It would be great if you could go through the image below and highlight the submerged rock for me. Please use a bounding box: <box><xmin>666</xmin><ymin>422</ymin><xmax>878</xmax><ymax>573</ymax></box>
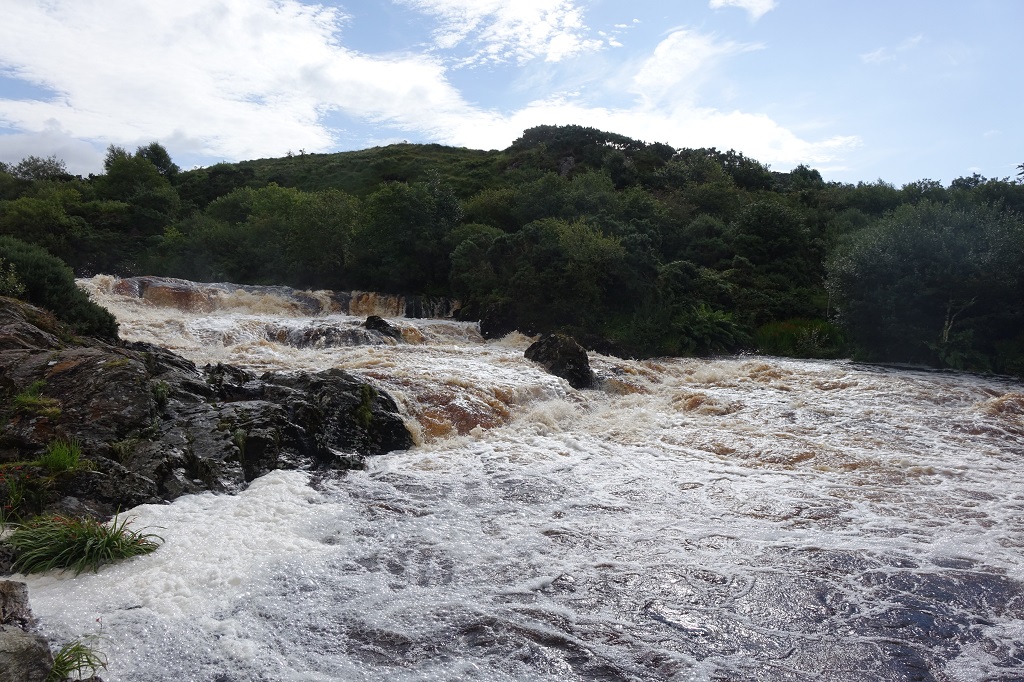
<box><xmin>0</xmin><ymin>297</ymin><xmax>415</xmax><ymax>519</ymax></box>
<box><xmin>525</xmin><ymin>333</ymin><xmax>596</xmax><ymax>390</ymax></box>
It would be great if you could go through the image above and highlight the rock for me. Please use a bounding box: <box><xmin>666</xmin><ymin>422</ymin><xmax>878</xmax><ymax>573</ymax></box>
<box><xmin>0</xmin><ymin>627</ymin><xmax>53</xmax><ymax>682</ymax></box>
<box><xmin>477</xmin><ymin>306</ymin><xmax>521</xmax><ymax>340</ymax></box>
<box><xmin>0</xmin><ymin>297</ymin><xmax>415</xmax><ymax>516</ymax></box>
<box><xmin>0</xmin><ymin>580</ymin><xmax>53</xmax><ymax>682</ymax></box>
<box><xmin>364</xmin><ymin>315</ymin><xmax>402</xmax><ymax>341</ymax></box>
<box><xmin>0</xmin><ymin>581</ymin><xmax>34</xmax><ymax>629</ymax></box>
<box><xmin>525</xmin><ymin>333</ymin><xmax>596</xmax><ymax>390</ymax></box>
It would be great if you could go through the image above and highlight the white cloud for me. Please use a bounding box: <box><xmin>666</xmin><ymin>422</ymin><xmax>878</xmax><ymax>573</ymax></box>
<box><xmin>0</xmin><ymin>3</ymin><xmax>857</xmax><ymax>174</ymax></box>
<box><xmin>631</xmin><ymin>29</ymin><xmax>761</xmax><ymax>106</ymax></box>
<box><xmin>426</xmin><ymin>30</ymin><xmax>859</xmax><ymax>168</ymax></box>
<box><xmin>394</xmin><ymin>0</ymin><xmax>603</xmax><ymax>63</ymax></box>
<box><xmin>861</xmin><ymin>34</ymin><xmax>923</xmax><ymax>65</ymax></box>
<box><xmin>708</xmin><ymin>0</ymin><xmax>777</xmax><ymax>21</ymax></box>
<box><xmin>439</xmin><ymin>98</ymin><xmax>859</xmax><ymax>168</ymax></box>
<box><xmin>0</xmin><ymin>123</ymin><xmax>103</xmax><ymax>175</ymax></box>
<box><xmin>0</xmin><ymin>0</ymin><xmax>479</xmax><ymax>165</ymax></box>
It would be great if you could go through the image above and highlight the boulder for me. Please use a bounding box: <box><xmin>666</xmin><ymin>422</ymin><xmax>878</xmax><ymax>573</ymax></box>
<box><xmin>364</xmin><ymin>315</ymin><xmax>402</xmax><ymax>341</ymax></box>
<box><xmin>0</xmin><ymin>581</ymin><xmax>34</xmax><ymax>630</ymax></box>
<box><xmin>525</xmin><ymin>333</ymin><xmax>596</xmax><ymax>390</ymax></box>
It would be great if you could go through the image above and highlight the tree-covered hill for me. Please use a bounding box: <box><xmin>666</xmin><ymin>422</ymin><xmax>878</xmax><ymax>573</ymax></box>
<box><xmin>2</xmin><ymin>125</ymin><xmax>1023</xmax><ymax>375</ymax></box>
<box><xmin>176</xmin><ymin>143</ymin><xmax>506</xmax><ymax>206</ymax></box>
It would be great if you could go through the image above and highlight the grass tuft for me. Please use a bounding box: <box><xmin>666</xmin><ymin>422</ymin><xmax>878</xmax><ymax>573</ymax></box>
<box><xmin>12</xmin><ymin>380</ymin><xmax>61</xmax><ymax>417</ymax></box>
<box><xmin>9</xmin><ymin>513</ymin><xmax>162</xmax><ymax>575</ymax></box>
<box><xmin>47</xmin><ymin>638</ymin><xmax>107</xmax><ymax>682</ymax></box>
<box><xmin>36</xmin><ymin>438</ymin><xmax>82</xmax><ymax>473</ymax></box>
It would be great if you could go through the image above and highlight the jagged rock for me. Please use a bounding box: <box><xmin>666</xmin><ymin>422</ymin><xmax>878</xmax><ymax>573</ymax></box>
<box><xmin>0</xmin><ymin>580</ymin><xmax>52</xmax><ymax>682</ymax></box>
<box><xmin>364</xmin><ymin>315</ymin><xmax>402</xmax><ymax>341</ymax></box>
<box><xmin>0</xmin><ymin>297</ymin><xmax>415</xmax><ymax>518</ymax></box>
<box><xmin>525</xmin><ymin>333</ymin><xmax>596</xmax><ymax>390</ymax></box>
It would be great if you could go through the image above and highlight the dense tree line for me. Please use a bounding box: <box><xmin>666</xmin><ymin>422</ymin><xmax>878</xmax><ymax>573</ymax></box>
<box><xmin>1</xmin><ymin>127</ymin><xmax>1022</xmax><ymax>374</ymax></box>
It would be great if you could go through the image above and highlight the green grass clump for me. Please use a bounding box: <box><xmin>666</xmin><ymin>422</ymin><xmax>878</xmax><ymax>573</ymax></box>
<box><xmin>36</xmin><ymin>438</ymin><xmax>82</xmax><ymax>473</ymax></box>
<box><xmin>152</xmin><ymin>380</ymin><xmax>170</xmax><ymax>409</ymax></box>
<box><xmin>47</xmin><ymin>638</ymin><xmax>107</xmax><ymax>682</ymax></box>
<box><xmin>12</xmin><ymin>380</ymin><xmax>61</xmax><ymax>417</ymax></box>
<box><xmin>9</xmin><ymin>513</ymin><xmax>162</xmax><ymax>575</ymax></box>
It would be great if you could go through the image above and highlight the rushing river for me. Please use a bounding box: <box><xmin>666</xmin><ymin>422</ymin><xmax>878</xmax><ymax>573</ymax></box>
<box><xmin>19</xmin><ymin>276</ymin><xmax>1024</xmax><ymax>681</ymax></box>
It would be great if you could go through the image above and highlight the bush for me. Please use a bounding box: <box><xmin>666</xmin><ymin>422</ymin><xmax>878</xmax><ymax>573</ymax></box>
<box><xmin>9</xmin><ymin>513</ymin><xmax>162</xmax><ymax>575</ymax></box>
<box><xmin>755</xmin><ymin>318</ymin><xmax>847</xmax><ymax>358</ymax></box>
<box><xmin>0</xmin><ymin>236</ymin><xmax>118</xmax><ymax>339</ymax></box>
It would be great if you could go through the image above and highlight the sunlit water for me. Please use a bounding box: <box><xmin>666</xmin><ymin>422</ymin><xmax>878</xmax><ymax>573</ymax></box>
<box><xmin>18</xmin><ymin>276</ymin><xmax>1024</xmax><ymax>681</ymax></box>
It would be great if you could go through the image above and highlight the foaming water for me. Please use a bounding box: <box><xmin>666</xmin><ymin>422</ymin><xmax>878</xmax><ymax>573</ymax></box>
<box><xmin>18</xmin><ymin>279</ymin><xmax>1024</xmax><ymax>680</ymax></box>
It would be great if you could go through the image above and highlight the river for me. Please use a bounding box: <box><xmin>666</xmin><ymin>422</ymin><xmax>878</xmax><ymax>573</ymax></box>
<box><xmin>19</xmin><ymin>276</ymin><xmax>1024</xmax><ymax>681</ymax></box>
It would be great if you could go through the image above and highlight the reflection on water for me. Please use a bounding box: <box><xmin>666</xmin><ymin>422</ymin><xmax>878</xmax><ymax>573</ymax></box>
<box><xmin>19</xmin><ymin>277</ymin><xmax>1024</xmax><ymax>681</ymax></box>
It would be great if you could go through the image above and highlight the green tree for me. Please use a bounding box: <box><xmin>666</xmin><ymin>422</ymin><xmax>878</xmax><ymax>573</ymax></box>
<box><xmin>347</xmin><ymin>176</ymin><xmax>462</xmax><ymax>293</ymax></box>
<box><xmin>826</xmin><ymin>202</ymin><xmax>1024</xmax><ymax>372</ymax></box>
<box><xmin>136</xmin><ymin>142</ymin><xmax>180</xmax><ymax>181</ymax></box>
<box><xmin>453</xmin><ymin>217</ymin><xmax>626</xmax><ymax>334</ymax></box>
<box><xmin>10</xmin><ymin>155</ymin><xmax>70</xmax><ymax>181</ymax></box>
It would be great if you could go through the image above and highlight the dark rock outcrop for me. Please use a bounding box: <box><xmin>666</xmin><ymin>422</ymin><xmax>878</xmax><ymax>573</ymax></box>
<box><xmin>0</xmin><ymin>581</ymin><xmax>53</xmax><ymax>682</ymax></box>
<box><xmin>0</xmin><ymin>297</ymin><xmax>414</xmax><ymax>519</ymax></box>
<box><xmin>363</xmin><ymin>315</ymin><xmax>403</xmax><ymax>341</ymax></box>
<box><xmin>525</xmin><ymin>333</ymin><xmax>596</xmax><ymax>390</ymax></box>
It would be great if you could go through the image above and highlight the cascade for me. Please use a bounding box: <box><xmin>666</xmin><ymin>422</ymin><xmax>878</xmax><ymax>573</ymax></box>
<box><xmin>16</xmin><ymin>276</ymin><xmax>1024</xmax><ymax>681</ymax></box>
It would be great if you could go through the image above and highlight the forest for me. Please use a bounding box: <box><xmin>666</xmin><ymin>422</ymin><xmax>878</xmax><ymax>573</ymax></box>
<box><xmin>1</xmin><ymin>125</ymin><xmax>1023</xmax><ymax>376</ymax></box>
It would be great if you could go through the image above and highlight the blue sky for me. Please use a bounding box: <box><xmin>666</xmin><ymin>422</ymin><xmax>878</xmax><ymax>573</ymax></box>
<box><xmin>0</xmin><ymin>0</ymin><xmax>1020</xmax><ymax>185</ymax></box>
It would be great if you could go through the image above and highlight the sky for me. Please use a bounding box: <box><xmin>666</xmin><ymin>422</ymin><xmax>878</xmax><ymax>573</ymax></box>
<box><xmin>0</xmin><ymin>0</ymin><xmax>1020</xmax><ymax>186</ymax></box>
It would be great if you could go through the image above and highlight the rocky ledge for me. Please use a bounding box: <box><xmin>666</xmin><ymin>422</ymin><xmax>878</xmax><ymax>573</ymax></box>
<box><xmin>0</xmin><ymin>296</ymin><xmax>414</xmax><ymax>523</ymax></box>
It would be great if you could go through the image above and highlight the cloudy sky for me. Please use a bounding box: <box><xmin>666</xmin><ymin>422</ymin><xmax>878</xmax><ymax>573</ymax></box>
<box><xmin>0</xmin><ymin>0</ymin><xmax>1019</xmax><ymax>185</ymax></box>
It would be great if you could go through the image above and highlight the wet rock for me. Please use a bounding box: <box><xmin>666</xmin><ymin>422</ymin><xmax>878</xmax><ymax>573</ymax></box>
<box><xmin>364</xmin><ymin>315</ymin><xmax>402</xmax><ymax>341</ymax></box>
<box><xmin>0</xmin><ymin>581</ymin><xmax>34</xmax><ymax>629</ymax></box>
<box><xmin>404</xmin><ymin>295</ymin><xmax>459</xmax><ymax>319</ymax></box>
<box><xmin>477</xmin><ymin>306</ymin><xmax>520</xmax><ymax>340</ymax></box>
<box><xmin>0</xmin><ymin>580</ymin><xmax>52</xmax><ymax>682</ymax></box>
<box><xmin>0</xmin><ymin>297</ymin><xmax>415</xmax><ymax>516</ymax></box>
<box><xmin>525</xmin><ymin>333</ymin><xmax>596</xmax><ymax>390</ymax></box>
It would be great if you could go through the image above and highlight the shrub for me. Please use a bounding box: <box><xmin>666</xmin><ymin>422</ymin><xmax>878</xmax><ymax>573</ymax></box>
<box><xmin>9</xmin><ymin>513</ymin><xmax>162</xmax><ymax>575</ymax></box>
<box><xmin>755</xmin><ymin>318</ymin><xmax>847</xmax><ymax>358</ymax></box>
<box><xmin>0</xmin><ymin>236</ymin><xmax>118</xmax><ymax>339</ymax></box>
<box><xmin>0</xmin><ymin>256</ymin><xmax>25</xmax><ymax>297</ymax></box>
<box><xmin>36</xmin><ymin>438</ymin><xmax>82</xmax><ymax>474</ymax></box>
<box><xmin>47</xmin><ymin>638</ymin><xmax>107</xmax><ymax>682</ymax></box>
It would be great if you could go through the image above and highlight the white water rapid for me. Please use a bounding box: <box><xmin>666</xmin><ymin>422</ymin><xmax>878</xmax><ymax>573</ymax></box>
<box><xmin>19</xmin><ymin>276</ymin><xmax>1024</xmax><ymax>681</ymax></box>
